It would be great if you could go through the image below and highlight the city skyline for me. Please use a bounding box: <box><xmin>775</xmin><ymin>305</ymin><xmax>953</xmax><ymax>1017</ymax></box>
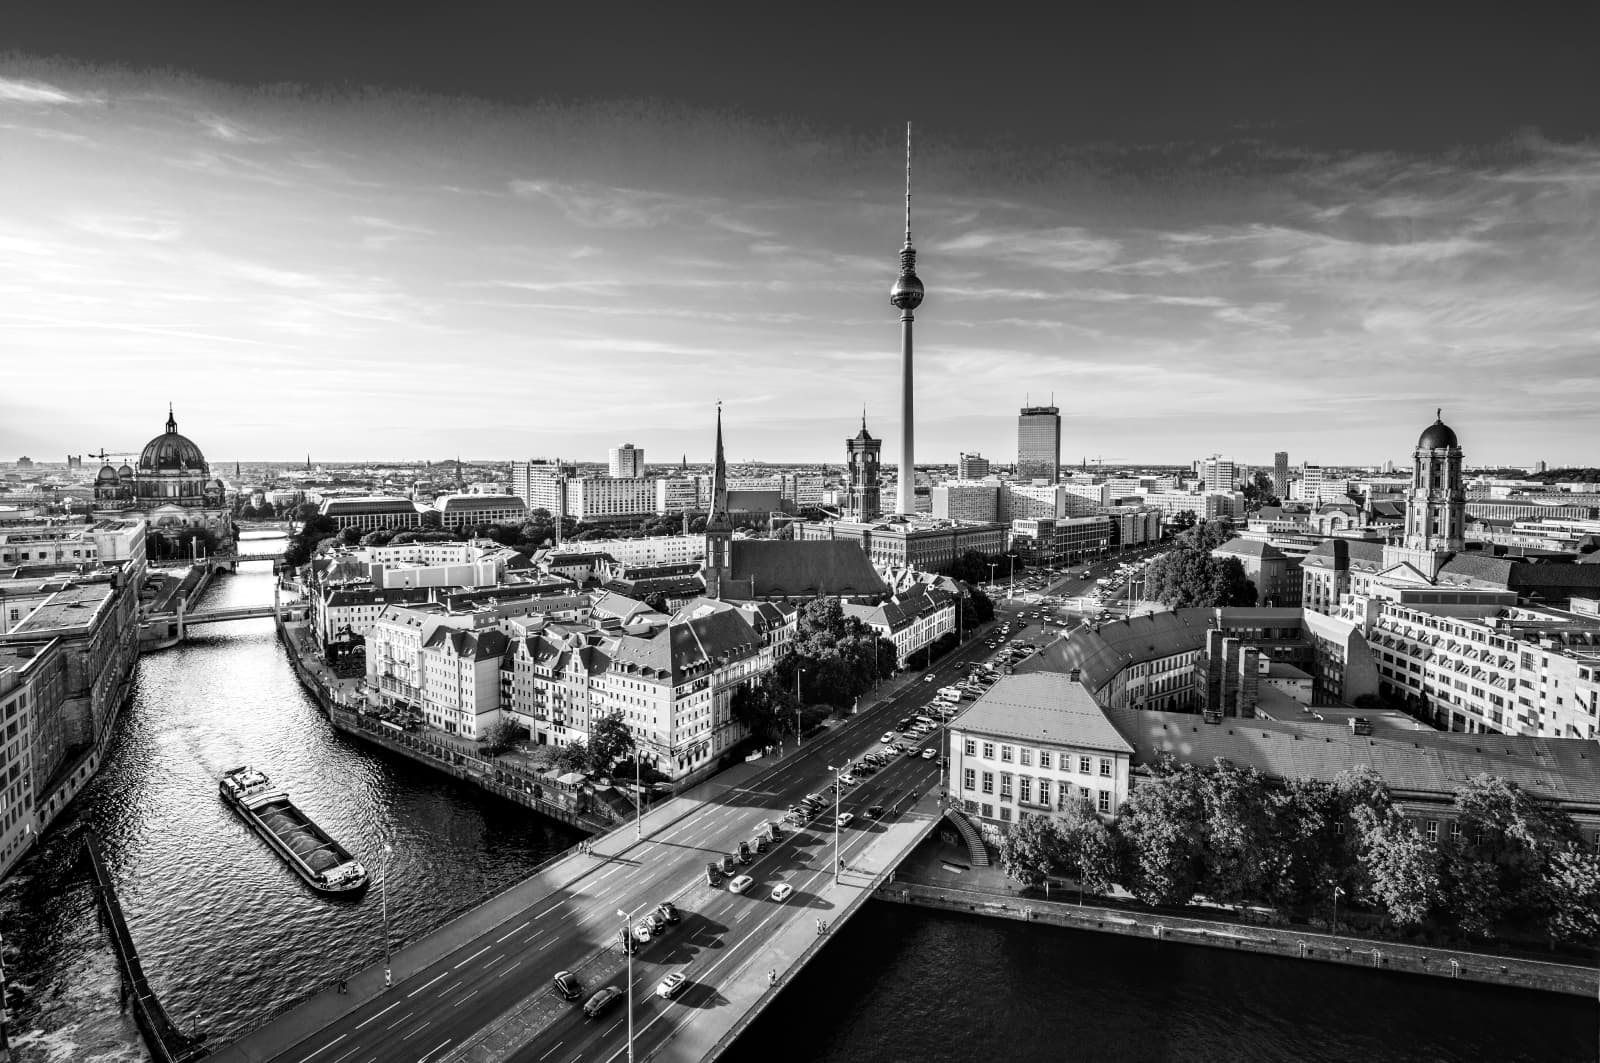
<box><xmin>4</xmin><ymin>8</ymin><xmax>1600</xmax><ymax>466</ymax></box>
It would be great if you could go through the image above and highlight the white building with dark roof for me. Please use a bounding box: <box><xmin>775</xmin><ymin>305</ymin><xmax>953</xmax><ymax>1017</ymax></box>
<box><xmin>318</xmin><ymin>496</ymin><xmax>422</xmax><ymax>532</ymax></box>
<box><xmin>948</xmin><ymin>672</ymin><xmax>1134</xmax><ymax>835</ymax></box>
<box><xmin>433</xmin><ymin>493</ymin><xmax>527</xmax><ymax>530</ymax></box>
<box><xmin>843</xmin><ymin>583</ymin><xmax>955</xmax><ymax>668</ymax></box>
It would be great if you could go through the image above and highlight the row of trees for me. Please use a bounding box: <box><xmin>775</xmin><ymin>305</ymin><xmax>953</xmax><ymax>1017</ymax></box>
<box><xmin>1139</xmin><ymin>519</ymin><xmax>1257</xmax><ymax>609</ymax></box>
<box><xmin>997</xmin><ymin>759</ymin><xmax>1600</xmax><ymax>945</ymax></box>
<box><xmin>731</xmin><ymin>597</ymin><xmax>898</xmax><ymax>745</ymax></box>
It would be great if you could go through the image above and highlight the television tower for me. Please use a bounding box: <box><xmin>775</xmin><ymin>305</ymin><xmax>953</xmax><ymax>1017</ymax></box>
<box><xmin>890</xmin><ymin>122</ymin><xmax>924</xmax><ymax>516</ymax></box>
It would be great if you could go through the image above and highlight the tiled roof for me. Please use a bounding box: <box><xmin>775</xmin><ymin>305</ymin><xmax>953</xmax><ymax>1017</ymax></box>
<box><xmin>608</xmin><ymin>599</ymin><xmax>763</xmax><ymax>683</ymax></box>
<box><xmin>950</xmin><ymin>673</ymin><xmax>1133</xmax><ymax>754</ymax></box>
<box><xmin>728</xmin><ymin>540</ymin><xmax>887</xmax><ymax>598</ymax></box>
<box><xmin>1019</xmin><ymin>608</ymin><xmax>1216</xmax><ymax>693</ymax></box>
<box><xmin>1108</xmin><ymin>709</ymin><xmax>1600</xmax><ymax>811</ymax></box>
<box><xmin>1301</xmin><ymin>539</ymin><xmax>1387</xmax><ymax>570</ymax></box>
<box><xmin>423</xmin><ymin>627</ymin><xmax>509</xmax><ymax>661</ymax></box>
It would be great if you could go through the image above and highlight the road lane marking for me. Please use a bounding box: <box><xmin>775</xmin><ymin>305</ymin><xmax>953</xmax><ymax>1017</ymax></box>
<box><xmin>353</xmin><ymin>1001</ymin><xmax>401</xmax><ymax>1030</ymax></box>
<box><xmin>407</xmin><ymin>971</ymin><xmax>447</xmax><ymax>998</ymax></box>
<box><xmin>537</xmin><ymin>902</ymin><xmax>563</xmax><ymax>918</ymax></box>
<box><xmin>442</xmin><ymin>979</ymin><xmax>463</xmax><ymax>996</ymax></box>
<box><xmin>385</xmin><ymin>1012</ymin><xmax>412</xmax><ymax>1031</ymax></box>
<box><xmin>328</xmin><ymin>1046</ymin><xmax>362</xmax><ymax>1063</ymax></box>
<box><xmin>523</xmin><ymin>930</ymin><xmax>545</xmax><ymax>944</ymax></box>
<box><xmin>496</xmin><ymin>919</ymin><xmax>531</xmax><ymax>943</ymax></box>
<box><xmin>599</xmin><ymin>866</ymin><xmax>620</xmax><ymax>879</ymax></box>
<box><xmin>500</xmin><ymin>958</ymin><xmax>523</xmax><ymax>978</ymax></box>
<box><xmin>538</xmin><ymin>1042</ymin><xmax>565</xmax><ymax>1061</ymax></box>
<box><xmin>454</xmin><ymin>944</ymin><xmax>491</xmax><ymax>969</ymax></box>
<box><xmin>605</xmin><ymin>1018</ymin><xmax>623</xmax><ymax>1036</ymax></box>
<box><xmin>452</xmin><ymin>988</ymin><xmax>480</xmax><ymax>1008</ymax></box>
<box><xmin>538</xmin><ymin>938</ymin><xmax>556</xmax><ymax>950</ymax></box>
<box><xmin>294</xmin><ymin>1033</ymin><xmax>345</xmax><ymax>1063</ymax></box>
<box><xmin>485</xmin><ymin>952</ymin><xmax>505</xmax><ymax>968</ymax></box>
<box><xmin>401</xmin><ymin>1020</ymin><xmax>431</xmax><ymax>1041</ymax></box>
<box><xmin>417</xmin><ymin>1040</ymin><xmax>452</xmax><ymax>1063</ymax></box>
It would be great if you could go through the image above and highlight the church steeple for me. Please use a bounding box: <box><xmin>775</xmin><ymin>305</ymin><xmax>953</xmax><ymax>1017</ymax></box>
<box><xmin>165</xmin><ymin>403</ymin><xmax>177</xmax><ymax>435</ymax></box>
<box><xmin>704</xmin><ymin>403</ymin><xmax>733</xmax><ymax>599</ymax></box>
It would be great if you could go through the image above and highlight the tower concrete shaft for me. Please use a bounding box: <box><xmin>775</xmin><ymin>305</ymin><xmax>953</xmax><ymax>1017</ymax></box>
<box><xmin>889</xmin><ymin>122</ymin><xmax>924</xmax><ymax>516</ymax></box>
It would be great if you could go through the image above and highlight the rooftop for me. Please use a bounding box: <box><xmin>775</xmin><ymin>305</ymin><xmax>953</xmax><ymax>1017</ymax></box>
<box><xmin>951</xmin><ymin>672</ymin><xmax>1133</xmax><ymax>754</ymax></box>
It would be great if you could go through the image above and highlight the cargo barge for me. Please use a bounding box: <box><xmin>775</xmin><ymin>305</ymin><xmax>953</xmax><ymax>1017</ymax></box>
<box><xmin>219</xmin><ymin>766</ymin><xmax>369</xmax><ymax>895</ymax></box>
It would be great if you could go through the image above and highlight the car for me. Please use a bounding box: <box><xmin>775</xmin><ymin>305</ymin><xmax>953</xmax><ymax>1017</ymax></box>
<box><xmin>584</xmin><ymin>986</ymin><xmax>623</xmax><ymax>1019</ymax></box>
<box><xmin>880</xmin><ymin>732</ymin><xmax>898</xmax><ymax>744</ymax></box>
<box><xmin>922</xmin><ymin>747</ymin><xmax>937</xmax><ymax>759</ymax></box>
<box><xmin>728</xmin><ymin>875</ymin><xmax>753</xmax><ymax>893</ymax></box>
<box><xmin>657</xmin><ymin>972</ymin><xmax>687</xmax><ymax>999</ymax></box>
<box><xmin>867</xmin><ymin>804</ymin><xmax>886</xmax><ymax>819</ymax></box>
<box><xmin>840</xmin><ymin>773</ymin><xmax>857</xmax><ymax>786</ymax></box>
<box><xmin>553</xmin><ymin>970</ymin><xmax>582</xmax><ymax>1001</ymax></box>
<box><xmin>924</xmin><ymin>675</ymin><xmax>937</xmax><ymax>683</ymax></box>
<box><xmin>837</xmin><ymin>812</ymin><xmax>855</xmax><ymax>828</ymax></box>
<box><xmin>657</xmin><ymin>901</ymin><xmax>680</xmax><ymax>924</ymax></box>
<box><xmin>770</xmin><ymin>882</ymin><xmax>794</xmax><ymax>902</ymax></box>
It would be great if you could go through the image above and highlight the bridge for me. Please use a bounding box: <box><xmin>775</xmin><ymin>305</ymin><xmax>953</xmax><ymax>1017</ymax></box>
<box><xmin>183</xmin><ymin>602</ymin><xmax>282</xmax><ymax>626</ymax></box>
<box><xmin>207</xmin><ymin>634</ymin><xmax>997</xmax><ymax>1063</ymax></box>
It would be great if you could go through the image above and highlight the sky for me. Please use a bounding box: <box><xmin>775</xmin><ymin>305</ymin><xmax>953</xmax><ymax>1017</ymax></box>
<box><xmin>3</xmin><ymin>5</ymin><xmax>1599</xmax><ymax>469</ymax></box>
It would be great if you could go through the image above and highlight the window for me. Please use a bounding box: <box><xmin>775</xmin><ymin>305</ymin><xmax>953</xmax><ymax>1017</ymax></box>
<box><xmin>1099</xmin><ymin>757</ymin><xmax>1112</xmax><ymax>777</ymax></box>
<box><xmin>1020</xmin><ymin>748</ymin><xmax>1033</xmax><ymax>767</ymax></box>
<box><xmin>981</xmin><ymin>771</ymin><xmax>994</xmax><ymax>795</ymax></box>
<box><xmin>964</xmin><ymin>738</ymin><xmax>976</xmax><ymax>756</ymax></box>
<box><xmin>1449</xmin><ymin>821</ymin><xmax>1463</xmax><ymax>844</ymax></box>
<box><xmin>1037</xmin><ymin>779</ymin><xmax>1051</xmax><ymax>806</ymax></box>
<box><xmin>999</xmin><ymin>806</ymin><xmax>1012</xmax><ymax>822</ymax></box>
<box><xmin>1425</xmin><ymin>820</ymin><xmax>1439</xmax><ymax>843</ymax></box>
<box><xmin>963</xmin><ymin>768</ymin><xmax>975</xmax><ymax>791</ymax></box>
<box><xmin>1019</xmin><ymin>776</ymin><xmax>1032</xmax><ymax>804</ymax></box>
<box><xmin>981</xmin><ymin>803</ymin><xmax>994</xmax><ymax>819</ymax></box>
<box><xmin>1000</xmin><ymin>745</ymin><xmax>1014</xmax><ymax>763</ymax></box>
<box><xmin>1038</xmin><ymin>750</ymin><xmax>1052</xmax><ymax>770</ymax></box>
<box><xmin>1079</xmin><ymin>755</ymin><xmax>1091</xmax><ymax>774</ymax></box>
<box><xmin>982</xmin><ymin>742</ymin><xmax>995</xmax><ymax>759</ymax></box>
<box><xmin>1097</xmin><ymin>790</ymin><xmax>1111</xmax><ymax>814</ymax></box>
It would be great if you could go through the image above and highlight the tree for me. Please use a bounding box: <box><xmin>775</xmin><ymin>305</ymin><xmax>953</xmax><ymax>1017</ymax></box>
<box><xmin>999</xmin><ymin>813</ymin><xmax>1067</xmax><ymax>894</ymax></box>
<box><xmin>361</xmin><ymin>528</ymin><xmax>396</xmax><ymax>547</ymax></box>
<box><xmin>1242</xmin><ymin>471</ymin><xmax>1280</xmax><ymax>508</ymax></box>
<box><xmin>552</xmin><ymin>739</ymin><xmax>593</xmax><ymax>775</ymax></box>
<box><xmin>479</xmin><ymin>718</ymin><xmax>524</xmax><ymax>757</ymax></box>
<box><xmin>1543</xmin><ymin>847</ymin><xmax>1600</xmax><ymax>945</ymax></box>
<box><xmin>1196</xmin><ymin>759</ymin><xmax>1275</xmax><ymax>904</ymax></box>
<box><xmin>1351</xmin><ymin>803</ymin><xmax>1439</xmax><ymax>928</ymax></box>
<box><xmin>1169</xmin><ymin>509</ymin><xmax>1199</xmax><ymax>532</ymax></box>
<box><xmin>642</xmin><ymin>591</ymin><xmax>670</xmax><ymax>614</ymax></box>
<box><xmin>786</xmin><ymin>598</ymin><xmax>897</xmax><ymax>709</ymax></box>
<box><xmin>1266</xmin><ymin>777</ymin><xmax>1355</xmax><ymax>910</ymax></box>
<box><xmin>1445</xmin><ymin>774</ymin><xmax>1583</xmax><ymax>934</ymax></box>
<box><xmin>588</xmin><ymin>713</ymin><xmax>636</xmax><ymax>771</ymax></box>
<box><xmin>958</xmin><ymin>585</ymin><xmax>994</xmax><ymax>629</ymax></box>
<box><xmin>1141</xmin><ymin>530</ymin><xmax>1257</xmax><ymax>609</ymax></box>
<box><xmin>1057</xmin><ymin>797</ymin><xmax>1117</xmax><ymax>902</ymax></box>
<box><xmin>730</xmin><ymin>675</ymin><xmax>798</xmax><ymax>745</ymax></box>
<box><xmin>1117</xmin><ymin>761</ymin><xmax>1208</xmax><ymax>906</ymax></box>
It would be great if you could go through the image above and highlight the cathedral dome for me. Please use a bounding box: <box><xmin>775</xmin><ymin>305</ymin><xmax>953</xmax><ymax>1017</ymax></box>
<box><xmin>118</xmin><ymin>463</ymin><xmax>134</xmax><ymax>478</ymax></box>
<box><xmin>97</xmin><ymin>463</ymin><xmax>119</xmax><ymax>483</ymax></box>
<box><xmin>1417</xmin><ymin>413</ymin><xmax>1458</xmax><ymax>451</ymax></box>
<box><xmin>138</xmin><ymin>407</ymin><xmax>208</xmax><ymax>473</ymax></box>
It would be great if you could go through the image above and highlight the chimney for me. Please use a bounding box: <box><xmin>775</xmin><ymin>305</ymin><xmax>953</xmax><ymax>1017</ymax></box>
<box><xmin>1238</xmin><ymin>645</ymin><xmax>1261</xmax><ymax>716</ymax></box>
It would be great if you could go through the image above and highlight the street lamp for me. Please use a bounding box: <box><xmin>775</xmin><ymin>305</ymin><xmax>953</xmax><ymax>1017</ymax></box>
<box><xmin>826</xmin><ymin>763</ymin><xmax>844</xmax><ymax>883</ymax></box>
<box><xmin>1331</xmin><ymin>882</ymin><xmax>1345</xmax><ymax>932</ymax></box>
<box><xmin>380</xmin><ymin>842</ymin><xmax>394</xmax><ymax>988</ymax></box>
<box><xmin>794</xmin><ymin>665</ymin><xmax>805</xmax><ymax>749</ymax></box>
<box><xmin>634</xmin><ymin>747</ymin><xmax>642</xmax><ymax>841</ymax></box>
<box><xmin>1007</xmin><ymin>553</ymin><xmax>1017</xmax><ymax>600</ymax></box>
<box><xmin>617</xmin><ymin>909</ymin><xmax>635</xmax><ymax>1063</ymax></box>
<box><xmin>986</xmin><ymin>560</ymin><xmax>997</xmax><ymax>593</ymax></box>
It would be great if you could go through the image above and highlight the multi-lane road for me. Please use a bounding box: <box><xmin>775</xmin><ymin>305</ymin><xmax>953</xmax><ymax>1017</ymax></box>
<box><xmin>265</xmin><ymin>624</ymin><xmax>1002</xmax><ymax>1063</ymax></box>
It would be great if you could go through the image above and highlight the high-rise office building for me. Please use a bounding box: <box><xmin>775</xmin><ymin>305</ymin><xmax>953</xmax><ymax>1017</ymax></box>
<box><xmin>1199</xmin><ymin>456</ymin><xmax>1236</xmax><ymax>494</ymax></box>
<box><xmin>1273</xmin><ymin>451</ymin><xmax>1289</xmax><ymax>497</ymax></box>
<box><xmin>957</xmin><ymin>452</ymin><xmax>991</xmax><ymax>480</ymax></box>
<box><xmin>608</xmin><ymin>443</ymin><xmax>644</xmax><ymax>478</ymax></box>
<box><xmin>1016</xmin><ymin>406</ymin><xmax>1061</xmax><ymax>484</ymax></box>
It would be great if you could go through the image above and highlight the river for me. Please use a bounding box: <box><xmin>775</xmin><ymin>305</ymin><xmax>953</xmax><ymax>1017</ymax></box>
<box><xmin>1</xmin><ymin>534</ymin><xmax>1594</xmax><ymax>1062</ymax></box>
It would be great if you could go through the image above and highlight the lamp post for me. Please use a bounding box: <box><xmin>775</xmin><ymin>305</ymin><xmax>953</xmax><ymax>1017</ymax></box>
<box><xmin>617</xmin><ymin>909</ymin><xmax>635</xmax><ymax>1063</ymax></box>
<box><xmin>986</xmin><ymin>561</ymin><xmax>997</xmax><ymax>593</ymax></box>
<box><xmin>1007</xmin><ymin>553</ymin><xmax>1017</xmax><ymax>600</ymax></box>
<box><xmin>380</xmin><ymin>842</ymin><xmax>394</xmax><ymax>987</ymax></box>
<box><xmin>634</xmin><ymin>749</ymin><xmax>642</xmax><ymax>841</ymax></box>
<box><xmin>826</xmin><ymin>763</ymin><xmax>843</xmax><ymax>883</ymax></box>
<box><xmin>794</xmin><ymin>665</ymin><xmax>804</xmax><ymax>749</ymax></box>
<box><xmin>1331</xmin><ymin>882</ymin><xmax>1345</xmax><ymax>933</ymax></box>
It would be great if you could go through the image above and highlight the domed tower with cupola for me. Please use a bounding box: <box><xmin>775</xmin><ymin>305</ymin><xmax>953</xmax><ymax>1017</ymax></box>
<box><xmin>844</xmin><ymin>412</ymin><xmax>883</xmax><ymax>522</ymax></box>
<box><xmin>94</xmin><ymin>404</ymin><xmax>235</xmax><ymax>553</ymax></box>
<box><xmin>1382</xmin><ymin>410</ymin><xmax>1466</xmax><ymax>579</ymax></box>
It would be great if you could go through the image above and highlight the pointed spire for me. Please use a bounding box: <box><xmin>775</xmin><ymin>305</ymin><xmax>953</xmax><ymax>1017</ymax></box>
<box><xmin>707</xmin><ymin>401</ymin><xmax>730</xmax><ymax>532</ymax></box>
<box><xmin>904</xmin><ymin>120</ymin><xmax>914</xmax><ymax>247</ymax></box>
<box><xmin>862</xmin><ymin>406</ymin><xmax>868</xmax><ymax>432</ymax></box>
<box><xmin>165</xmin><ymin>403</ymin><xmax>177</xmax><ymax>434</ymax></box>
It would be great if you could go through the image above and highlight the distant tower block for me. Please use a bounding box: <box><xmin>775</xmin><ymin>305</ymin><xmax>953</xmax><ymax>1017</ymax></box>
<box><xmin>889</xmin><ymin>122</ymin><xmax>925</xmax><ymax>516</ymax></box>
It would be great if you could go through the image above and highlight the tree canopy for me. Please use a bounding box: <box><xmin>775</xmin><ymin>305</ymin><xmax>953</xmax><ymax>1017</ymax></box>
<box><xmin>1141</xmin><ymin>520</ymin><xmax>1256</xmax><ymax>608</ymax></box>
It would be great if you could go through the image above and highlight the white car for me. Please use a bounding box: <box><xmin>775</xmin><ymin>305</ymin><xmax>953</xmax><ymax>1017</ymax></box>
<box><xmin>770</xmin><ymin>882</ymin><xmax>794</xmax><ymax>902</ymax></box>
<box><xmin>839</xmin><ymin>773</ymin><xmax>858</xmax><ymax>786</ymax></box>
<box><xmin>728</xmin><ymin>875</ymin><xmax>753</xmax><ymax>894</ymax></box>
<box><xmin>657</xmin><ymin>972</ymin><xmax>687</xmax><ymax>999</ymax></box>
<box><xmin>837</xmin><ymin>812</ymin><xmax>855</xmax><ymax>828</ymax></box>
<box><xmin>880</xmin><ymin>732</ymin><xmax>898</xmax><ymax>744</ymax></box>
<box><xmin>922</xmin><ymin>747</ymin><xmax>938</xmax><ymax>759</ymax></box>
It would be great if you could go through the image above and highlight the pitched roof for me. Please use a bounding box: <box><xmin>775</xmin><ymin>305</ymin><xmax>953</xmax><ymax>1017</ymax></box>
<box><xmin>1019</xmin><ymin>608</ymin><xmax>1217</xmax><ymax>693</ymax></box>
<box><xmin>1213</xmin><ymin>538</ymin><xmax>1284</xmax><ymax>560</ymax></box>
<box><xmin>1107</xmin><ymin>709</ymin><xmax>1600</xmax><ymax>811</ymax></box>
<box><xmin>1300</xmin><ymin>539</ymin><xmax>1387</xmax><ymax>570</ymax></box>
<box><xmin>727</xmin><ymin>540</ymin><xmax>887</xmax><ymax>598</ymax></box>
<box><xmin>950</xmin><ymin>673</ymin><xmax>1133</xmax><ymax>754</ymax></box>
<box><xmin>422</xmin><ymin>627</ymin><xmax>509</xmax><ymax>661</ymax></box>
<box><xmin>608</xmin><ymin>599</ymin><xmax>763</xmax><ymax>683</ymax></box>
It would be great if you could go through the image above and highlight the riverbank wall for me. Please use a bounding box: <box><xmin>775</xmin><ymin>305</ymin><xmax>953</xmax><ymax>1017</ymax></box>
<box><xmin>875</xmin><ymin>879</ymin><xmax>1599</xmax><ymax>998</ymax></box>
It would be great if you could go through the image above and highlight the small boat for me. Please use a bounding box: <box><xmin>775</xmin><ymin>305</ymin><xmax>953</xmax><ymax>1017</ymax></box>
<box><xmin>219</xmin><ymin>766</ymin><xmax>369</xmax><ymax>895</ymax></box>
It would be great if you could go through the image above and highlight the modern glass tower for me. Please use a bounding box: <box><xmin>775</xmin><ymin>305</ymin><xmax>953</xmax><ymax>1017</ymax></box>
<box><xmin>1016</xmin><ymin>405</ymin><xmax>1061</xmax><ymax>484</ymax></box>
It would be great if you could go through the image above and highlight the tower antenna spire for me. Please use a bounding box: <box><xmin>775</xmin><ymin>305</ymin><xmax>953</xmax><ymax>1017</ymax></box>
<box><xmin>904</xmin><ymin>121</ymin><xmax>913</xmax><ymax>246</ymax></box>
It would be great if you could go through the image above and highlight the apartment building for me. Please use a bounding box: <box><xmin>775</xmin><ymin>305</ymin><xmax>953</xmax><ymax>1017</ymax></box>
<box><xmin>843</xmin><ymin>583</ymin><xmax>956</xmax><ymax>668</ymax></box>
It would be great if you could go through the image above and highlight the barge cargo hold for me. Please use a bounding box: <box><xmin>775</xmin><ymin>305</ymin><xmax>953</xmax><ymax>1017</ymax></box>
<box><xmin>219</xmin><ymin>766</ymin><xmax>369</xmax><ymax>895</ymax></box>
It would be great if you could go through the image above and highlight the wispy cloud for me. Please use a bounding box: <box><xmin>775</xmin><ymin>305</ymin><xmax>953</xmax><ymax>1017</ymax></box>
<box><xmin>0</xmin><ymin>76</ymin><xmax>97</xmax><ymax>105</ymax></box>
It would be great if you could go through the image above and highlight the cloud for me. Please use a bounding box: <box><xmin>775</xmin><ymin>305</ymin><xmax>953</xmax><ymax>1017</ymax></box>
<box><xmin>0</xmin><ymin>77</ymin><xmax>96</xmax><ymax>106</ymax></box>
<box><xmin>69</xmin><ymin>214</ymin><xmax>184</xmax><ymax>242</ymax></box>
<box><xmin>508</xmin><ymin>178</ymin><xmax>687</xmax><ymax>228</ymax></box>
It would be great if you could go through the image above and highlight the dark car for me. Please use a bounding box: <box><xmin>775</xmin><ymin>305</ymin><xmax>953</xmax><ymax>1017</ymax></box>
<box><xmin>617</xmin><ymin>927</ymin><xmax>638</xmax><ymax>955</ymax></box>
<box><xmin>553</xmin><ymin>970</ymin><xmax>581</xmax><ymax>1001</ymax></box>
<box><xmin>705</xmin><ymin>861</ymin><xmax>721</xmax><ymax>886</ymax></box>
<box><xmin>657</xmin><ymin>901</ymin><xmax>680</xmax><ymax>924</ymax></box>
<box><xmin>584</xmin><ymin>986</ymin><xmax>623</xmax><ymax>1019</ymax></box>
<box><xmin>867</xmin><ymin>805</ymin><xmax>886</xmax><ymax>819</ymax></box>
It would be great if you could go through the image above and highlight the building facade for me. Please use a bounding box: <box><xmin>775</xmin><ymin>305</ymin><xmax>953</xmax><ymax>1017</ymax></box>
<box><xmin>608</xmin><ymin>444</ymin><xmax>645</xmax><ymax>479</ymax></box>
<box><xmin>843</xmin><ymin>420</ymin><xmax>883</xmax><ymax>522</ymax></box>
<box><xmin>1016</xmin><ymin>405</ymin><xmax>1062</xmax><ymax>484</ymax></box>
